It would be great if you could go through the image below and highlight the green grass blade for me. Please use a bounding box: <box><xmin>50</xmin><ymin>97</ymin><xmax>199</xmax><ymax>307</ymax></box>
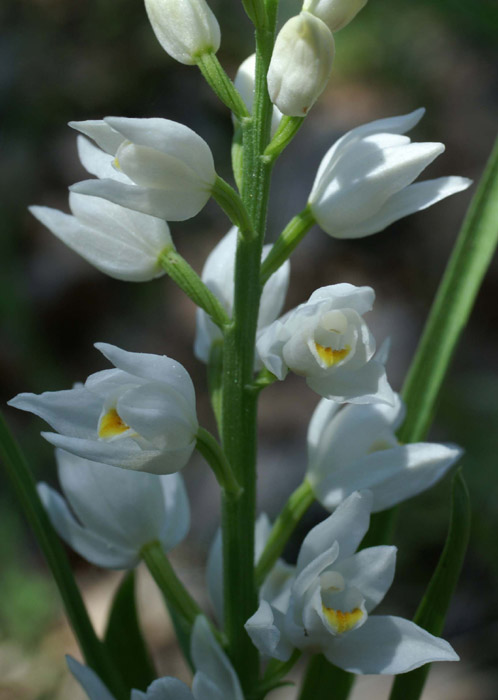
<box><xmin>298</xmin><ymin>654</ymin><xmax>355</xmax><ymax>700</ymax></box>
<box><xmin>389</xmin><ymin>470</ymin><xmax>471</xmax><ymax>700</ymax></box>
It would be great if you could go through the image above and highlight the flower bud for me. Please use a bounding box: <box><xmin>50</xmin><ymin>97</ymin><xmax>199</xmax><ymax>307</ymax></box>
<box><xmin>30</xmin><ymin>192</ymin><xmax>172</xmax><ymax>282</ymax></box>
<box><xmin>303</xmin><ymin>0</ymin><xmax>368</xmax><ymax>32</ymax></box>
<box><xmin>144</xmin><ymin>0</ymin><xmax>221</xmax><ymax>65</ymax></box>
<box><xmin>267</xmin><ymin>12</ymin><xmax>335</xmax><ymax>117</ymax></box>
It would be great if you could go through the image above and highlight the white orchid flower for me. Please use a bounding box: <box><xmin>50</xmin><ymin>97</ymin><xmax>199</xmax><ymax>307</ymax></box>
<box><xmin>194</xmin><ymin>227</ymin><xmax>290</xmax><ymax>364</ymax></box>
<box><xmin>38</xmin><ymin>449</ymin><xmax>189</xmax><ymax>569</ymax></box>
<box><xmin>234</xmin><ymin>54</ymin><xmax>283</xmax><ymax>136</ymax></box>
<box><xmin>9</xmin><ymin>343</ymin><xmax>198</xmax><ymax>475</ymax></box>
<box><xmin>308</xmin><ymin>108</ymin><xmax>472</xmax><ymax>239</ymax></box>
<box><xmin>256</xmin><ymin>283</ymin><xmax>394</xmax><ymax>405</ymax></box>
<box><xmin>307</xmin><ymin>393</ymin><xmax>462</xmax><ymax>512</ymax></box>
<box><xmin>303</xmin><ymin>0</ymin><xmax>368</xmax><ymax>32</ymax></box>
<box><xmin>245</xmin><ymin>491</ymin><xmax>459</xmax><ymax>673</ymax></box>
<box><xmin>69</xmin><ymin>117</ymin><xmax>216</xmax><ymax>221</ymax></box>
<box><xmin>29</xmin><ymin>192</ymin><xmax>172</xmax><ymax>282</ymax></box>
<box><xmin>144</xmin><ymin>0</ymin><xmax>220</xmax><ymax>66</ymax></box>
<box><xmin>268</xmin><ymin>12</ymin><xmax>335</xmax><ymax>117</ymax></box>
<box><xmin>68</xmin><ymin>616</ymin><xmax>243</xmax><ymax>699</ymax></box>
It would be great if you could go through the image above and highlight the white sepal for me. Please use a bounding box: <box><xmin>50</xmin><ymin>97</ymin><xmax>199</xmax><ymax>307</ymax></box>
<box><xmin>30</xmin><ymin>192</ymin><xmax>172</xmax><ymax>282</ymax></box>
<box><xmin>256</xmin><ymin>283</ymin><xmax>394</xmax><ymax>405</ymax></box>
<box><xmin>245</xmin><ymin>491</ymin><xmax>459</xmax><ymax>672</ymax></box>
<box><xmin>195</xmin><ymin>228</ymin><xmax>290</xmax><ymax>364</ymax></box>
<box><xmin>268</xmin><ymin>12</ymin><xmax>335</xmax><ymax>117</ymax></box>
<box><xmin>307</xmin><ymin>393</ymin><xmax>462</xmax><ymax>512</ymax></box>
<box><xmin>70</xmin><ymin>117</ymin><xmax>216</xmax><ymax>222</ymax></box>
<box><xmin>191</xmin><ymin>616</ymin><xmax>244</xmax><ymax>700</ymax></box>
<box><xmin>303</xmin><ymin>0</ymin><xmax>368</xmax><ymax>32</ymax></box>
<box><xmin>144</xmin><ymin>0</ymin><xmax>220</xmax><ymax>65</ymax></box>
<box><xmin>9</xmin><ymin>343</ymin><xmax>198</xmax><ymax>475</ymax></box>
<box><xmin>308</xmin><ymin>109</ymin><xmax>472</xmax><ymax>238</ymax></box>
<box><xmin>67</xmin><ymin>657</ymin><xmax>116</xmax><ymax>700</ymax></box>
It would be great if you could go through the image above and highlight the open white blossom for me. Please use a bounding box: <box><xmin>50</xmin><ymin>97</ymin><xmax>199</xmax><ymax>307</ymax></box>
<box><xmin>144</xmin><ymin>0</ymin><xmax>220</xmax><ymax>65</ymax></box>
<box><xmin>70</xmin><ymin>117</ymin><xmax>216</xmax><ymax>221</ymax></box>
<box><xmin>308</xmin><ymin>108</ymin><xmax>472</xmax><ymax>238</ymax></box>
<box><xmin>29</xmin><ymin>192</ymin><xmax>172</xmax><ymax>282</ymax></box>
<box><xmin>256</xmin><ymin>283</ymin><xmax>394</xmax><ymax>405</ymax></box>
<box><xmin>303</xmin><ymin>0</ymin><xmax>368</xmax><ymax>32</ymax></box>
<box><xmin>245</xmin><ymin>491</ymin><xmax>459</xmax><ymax>673</ymax></box>
<box><xmin>194</xmin><ymin>227</ymin><xmax>290</xmax><ymax>363</ymax></box>
<box><xmin>307</xmin><ymin>394</ymin><xmax>462</xmax><ymax>512</ymax></box>
<box><xmin>39</xmin><ymin>450</ymin><xmax>189</xmax><ymax>569</ymax></box>
<box><xmin>9</xmin><ymin>343</ymin><xmax>198</xmax><ymax>474</ymax></box>
<box><xmin>234</xmin><ymin>54</ymin><xmax>283</xmax><ymax>136</ymax></box>
<box><xmin>68</xmin><ymin>616</ymin><xmax>243</xmax><ymax>699</ymax></box>
<box><xmin>268</xmin><ymin>12</ymin><xmax>335</xmax><ymax>117</ymax></box>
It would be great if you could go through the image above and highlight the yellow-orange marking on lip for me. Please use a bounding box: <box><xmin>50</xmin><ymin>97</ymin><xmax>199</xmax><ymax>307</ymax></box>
<box><xmin>113</xmin><ymin>156</ymin><xmax>122</xmax><ymax>171</ymax></box>
<box><xmin>99</xmin><ymin>408</ymin><xmax>130</xmax><ymax>439</ymax></box>
<box><xmin>322</xmin><ymin>606</ymin><xmax>364</xmax><ymax>634</ymax></box>
<box><xmin>315</xmin><ymin>343</ymin><xmax>350</xmax><ymax>367</ymax></box>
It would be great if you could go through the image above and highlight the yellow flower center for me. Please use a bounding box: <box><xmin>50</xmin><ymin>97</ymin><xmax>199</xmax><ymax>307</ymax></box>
<box><xmin>315</xmin><ymin>343</ymin><xmax>350</xmax><ymax>367</ymax></box>
<box><xmin>98</xmin><ymin>408</ymin><xmax>130</xmax><ymax>440</ymax></box>
<box><xmin>322</xmin><ymin>605</ymin><xmax>364</xmax><ymax>634</ymax></box>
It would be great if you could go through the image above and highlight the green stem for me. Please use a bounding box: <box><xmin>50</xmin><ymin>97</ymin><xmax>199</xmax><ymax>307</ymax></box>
<box><xmin>0</xmin><ymin>412</ymin><xmax>128</xmax><ymax>700</ymax></box>
<box><xmin>260</xmin><ymin>205</ymin><xmax>315</xmax><ymax>285</ymax></box>
<box><xmin>263</xmin><ymin>116</ymin><xmax>305</xmax><ymax>163</ymax></box>
<box><xmin>369</xmin><ymin>135</ymin><xmax>498</xmax><ymax>547</ymax></box>
<box><xmin>196</xmin><ymin>427</ymin><xmax>243</xmax><ymax>497</ymax></box>
<box><xmin>195</xmin><ymin>51</ymin><xmax>250</xmax><ymax>119</ymax></box>
<box><xmin>299</xmin><ymin>655</ymin><xmax>355</xmax><ymax>700</ymax></box>
<box><xmin>159</xmin><ymin>246</ymin><xmax>229</xmax><ymax>329</ymax></box>
<box><xmin>256</xmin><ymin>480</ymin><xmax>314</xmax><ymax>585</ymax></box>
<box><xmin>212</xmin><ymin>176</ymin><xmax>254</xmax><ymax>236</ymax></box>
<box><xmin>140</xmin><ymin>540</ymin><xmax>203</xmax><ymax>629</ymax></box>
<box><xmin>220</xmin><ymin>20</ymin><xmax>277</xmax><ymax>694</ymax></box>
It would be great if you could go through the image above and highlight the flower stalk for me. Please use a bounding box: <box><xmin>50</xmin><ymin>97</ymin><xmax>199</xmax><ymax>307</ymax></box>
<box><xmin>260</xmin><ymin>205</ymin><xmax>315</xmax><ymax>285</ymax></box>
<box><xmin>196</xmin><ymin>427</ymin><xmax>242</xmax><ymax>497</ymax></box>
<box><xmin>195</xmin><ymin>51</ymin><xmax>250</xmax><ymax>119</ymax></box>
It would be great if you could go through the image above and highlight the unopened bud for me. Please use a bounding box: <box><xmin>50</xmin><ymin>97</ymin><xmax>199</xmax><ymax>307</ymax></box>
<box><xmin>144</xmin><ymin>0</ymin><xmax>221</xmax><ymax>65</ymax></box>
<box><xmin>303</xmin><ymin>0</ymin><xmax>368</xmax><ymax>32</ymax></box>
<box><xmin>267</xmin><ymin>12</ymin><xmax>334</xmax><ymax>117</ymax></box>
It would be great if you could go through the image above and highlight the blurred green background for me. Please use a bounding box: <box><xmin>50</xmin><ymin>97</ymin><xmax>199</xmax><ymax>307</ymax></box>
<box><xmin>1</xmin><ymin>0</ymin><xmax>497</xmax><ymax>697</ymax></box>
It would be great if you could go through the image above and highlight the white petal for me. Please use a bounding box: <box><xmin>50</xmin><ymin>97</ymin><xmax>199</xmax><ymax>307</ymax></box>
<box><xmin>259</xmin><ymin>255</ymin><xmax>291</xmax><ymax>330</ymax></box>
<box><xmin>260</xmin><ymin>559</ymin><xmax>295</xmax><ymax>613</ymax></box>
<box><xmin>158</xmin><ymin>474</ymin><xmax>191</xmax><ymax>551</ymax></box>
<box><xmin>255</xmin><ymin>512</ymin><xmax>273</xmax><ymax>562</ymax></box>
<box><xmin>334</xmin><ymin>546</ymin><xmax>397</xmax><ymax>612</ymax></box>
<box><xmin>325</xmin><ymin>615</ymin><xmax>459</xmax><ymax>674</ymax></box>
<box><xmin>69</xmin><ymin>120</ymin><xmax>124</xmax><ymax>155</ymax></box>
<box><xmin>38</xmin><ymin>483</ymin><xmax>138</xmax><ymax>568</ymax></box>
<box><xmin>207</xmin><ymin>527</ymin><xmax>224</xmax><ymax>623</ymax></box>
<box><xmin>8</xmin><ymin>387</ymin><xmax>101</xmax><ymax>439</ymax></box>
<box><xmin>67</xmin><ymin>657</ymin><xmax>116</xmax><ymax>700</ymax></box>
<box><xmin>70</xmin><ymin>177</ymin><xmax>210</xmax><ymax>222</ymax></box>
<box><xmin>297</xmin><ymin>491</ymin><xmax>372</xmax><ymax>572</ymax></box>
<box><xmin>307</xmin><ymin>398</ymin><xmax>342</xmax><ymax>458</ymax></box>
<box><xmin>293</xmin><ymin>542</ymin><xmax>340</xmax><ymax>600</ymax></box>
<box><xmin>94</xmin><ymin>343</ymin><xmax>196</xmax><ymax>410</ymax></box>
<box><xmin>55</xmin><ymin>449</ymin><xmax>169</xmax><ymax>551</ymax></box>
<box><xmin>333</xmin><ymin>176</ymin><xmax>473</xmax><ymax>238</ymax></box>
<box><xmin>139</xmin><ymin>678</ymin><xmax>193</xmax><ymax>699</ymax></box>
<box><xmin>308</xmin><ymin>283</ymin><xmax>375</xmax><ymax>315</ymax></box>
<box><xmin>256</xmin><ymin>319</ymin><xmax>290</xmax><ymax>380</ymax></box>
<box><xmin>191</xmin><ymin>616</ymin><xmax>244</xmax><ymax>700</ymax></box>
<box><xmin>76</xmin><ymin>135</ymin><xmax>131</xmax><ymax>182</ymax></box>
<box><xmin>307</xmin><ymin>358</ymin><xmax>395</xmax><ymax>405</ymax></box>
<box><xmin>244</xmin><ymin>600</ymin><xmax>293</xmax><ymax>661</ymax></box>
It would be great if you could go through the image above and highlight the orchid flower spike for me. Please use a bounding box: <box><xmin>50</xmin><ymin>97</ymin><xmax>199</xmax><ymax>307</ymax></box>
<box><xmin>245</xmin><ymin>491</ymin><xmax>459</xmax><ymax>673</ymax></box>
<box><xmin>29</xmin><ymin>192</ymin><xmax>172</xmax><ymax>282</ymax></box>
<box><xmin>144</xmin><ymin>0</ymin><xmax>220</xmax><ymax>66</ymax></box>
<box><xmin>38</xmin><ymin>449</ymin><xmax>190</xmax><ymax>569</ymax></box>
<box><xmin>256</xmin><ymin>283</ymin><xmax>395</xmax><ymax>405</ymax></box>
<box><xmin>69</xmin><ymin>117</ymin><xmax>216</xmax><ymax>221</ymax></box>
<box><xmin>194</xmin><ymin>227</ymin><xmax>290</xmax><ymax>364</ymax></box>
<box><xmin>234</xmin><ymin>54</ymin><xmax>283</xmax><ymax>136</ymax></box>
<box><xmin>307</xmin><ymin>393</ymin><xmax>462</xmax><ymax>512</ymax></box>
<box><xmin>308</xmin><ymin>108</ymin><xmax>472</xmax><ymax>239</ymax></box>
<box><xmin>303</xmin><ymin>0</ymin><xmax>368</xmax><ymax>32</ymax></box>
<box><xmin>9</xmin><ymin>343</ymin><xmax>198</xmax><ymax>474</ymax></box>
<box><xmin>268</xmin><ymin>12</ymin><xmax>335</xmax><ymax>117</ymax></box>
<box><xmin>68</xmin><ymin>616</ymin><xmax>243</xmax><ymax>699</ymax></box>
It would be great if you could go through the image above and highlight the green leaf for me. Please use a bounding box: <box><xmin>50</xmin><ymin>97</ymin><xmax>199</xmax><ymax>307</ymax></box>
<box><xmin>389</xmin><ymin>470</ymin><xmax>471</xmax><ymax>700</ymax></box>
<box><xmin>299</xmin><ymin>654</ymin><xmax>355</xmax><ymax>700</ymax></box>
<box><xmin>104</xmin><ymin>571</ymin><xmax>156</xmax><ymax>692</ymax></box>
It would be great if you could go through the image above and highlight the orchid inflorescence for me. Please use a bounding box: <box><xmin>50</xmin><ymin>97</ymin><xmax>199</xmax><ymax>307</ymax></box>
<box><xmin>7</xmin><ymin>0</ymin><xmax>479</xmax><ymax>698</ymax></box>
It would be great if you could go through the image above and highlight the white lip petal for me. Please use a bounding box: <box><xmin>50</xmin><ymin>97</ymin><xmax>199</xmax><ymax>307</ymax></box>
<box><xmin>76</xmin><ymin>135</ymin><xmax>131</xmax><ymax>182</ymax></box>
<box><xmin>325</xmin><ymin>615</ymin><xmax>459</xmax><ymax>674</ymax></box>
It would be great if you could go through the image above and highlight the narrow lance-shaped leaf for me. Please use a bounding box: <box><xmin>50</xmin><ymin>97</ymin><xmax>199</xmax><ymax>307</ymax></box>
<box><xmin>389</xmin><ymin>470</ymin><xmax>471</xmax><ymax>700</ymax></box>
